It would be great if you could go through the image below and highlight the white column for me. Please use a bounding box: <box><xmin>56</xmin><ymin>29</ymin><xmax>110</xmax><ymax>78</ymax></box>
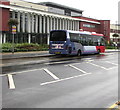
<box><xmin>49</xmin><ymin>17</ymin><xmax>51</xmax><ymax>31</ymax></box>
<box><xmin>22</xmin><ymin>13</ymin><xmax>25</xmax><ymax>32</ymax></box>
<box><xmin>72</xmin><ymin>21</ymin><xmax>74</xmax><ymax>30</ymax></box>
<box><xmin>77</xmin><ymin>21</ymin><xmax>79</xmax><ymax>31</ymax></box>
<box><xmin>43</xmin><ymin>16</ymin><xmax>46</xmax><ymax>33</ymax></box>
<box><xmin>12</xmin><ymin>11</ymin><xmax>15</xmax><ymax>19</ymax></box>
<box><xmin>35</xmin><ymin>14</ymin><xmax>38</xmax><ymax>33</ymax></box>
<box><xmin>68</xmin><ymin>20</ymin><xmax>70</xmax><ymax>30</ymax></box>
<box><xmin>59</xmin><ymin>18</ymin><xmax>61</xmax><ymax>30</ymax></box>
<box><xmin>65</xmin><ymin>19</ymin><xmax>67</xmax><ymax>30</ymax></box>
<box><xmin>47</xmin><ymin>34</ymin><xmax>49</xmax><ymax>45</ymax></box>
<box><xmin>39</xmin><ymin>15</ymin><xmax>42</xmax><ymax>33</ymax></box>
<box><xmin>47</xmin><ymin>16</ymin><xmax>50</xmax><ymax>33</ymax></box>
<box><xmin>32</xmin><ymin>14</ymin><xmax>34</xmax><ymax>33</ymax></box>
<box><xmin>27</xmin><ymin>13</ymin><xmax>31</xmax><ymax>33</ymax></box>
<box><xmin>69</xmin><ymin>20</ymin><xmax>72</xmax><ymax>30</ymax></box>
<box><xmin>17</xmin><ymin>11</ymin><xmax>20</xmax><ymax>32</ymax></box>
<box><xmin>50</xmin><ymin>17</ymin><xmax>53</xmax><ymax>30</ymax></box>
<box><xmin>0</xmin><ymin>32</ymin><xmax>2</xmax><ymax>44</ymax></box>
<box><xmin>3</xmin><ymin>33</ymin><xmax>6</xmax><ymax>43</ymax></box>
<box><xmin>63</xmin><ymin>19</ymin><xmax>65</xmax><ymax>30</ymax></box>
<box><xmin>74</xmin><ymin>21</ymin><xmax>77</xmax><ymax>31</ymax></box>
<box><xmin>28</xmin><ymin>34</ymin><xmax>31</xmax><ymax>44</ymax></box>
<box><xmin>56</xmin><ymin>18</ymin><xmax>58</xmax><ymax>30</ymax></box>
<box><xmin>53</xmin><ymin>17</ymin><xmax>56</xmax><ymax>30</ymax></box>
<box><xmin>27</xmin><ymin>13</ymin><xmax>31</xmax><ymax>43</ymax></box>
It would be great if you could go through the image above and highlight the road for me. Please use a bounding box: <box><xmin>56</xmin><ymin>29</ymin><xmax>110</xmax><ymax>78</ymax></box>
<box><xmin>1</xmin><ymin>52</ymin><xmax>119</xmax><ymax>109</ymax></box>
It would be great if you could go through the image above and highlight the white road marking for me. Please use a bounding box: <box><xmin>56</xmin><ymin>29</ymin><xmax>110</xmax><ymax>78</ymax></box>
<box><xmin>7</xmin><ymin>74</ymin><xmax>15</xmax><ymax>89</ymax></box>
<box><xmin>43</xmin><ymin>68</ymin><xmax>59</xmax><ymax>80</ymax></box>
<box><xmin>105</xmin><ymin>61</ymin><xmax>118</xmax><ymax>66</ymax></box>
<box><xmin>44</xmin><ymin>61</ymin><xmax>71</xmax><ymax>65</ymax></box>
<box><xmin>82</xmin><ymin>58</ymin><xmax>92</xmax><ymax>60</ymax></box>
<box><xmin>40</xmin><ymin>72</ymin><xmax>92</xmax><ymax>86</ymax></box>
<box><xmin>68</xmin><ymin>65</ymin><xmax>88</xmax><ymax>74</ymax></box>
<box><xmin>64</xmin><ymin>62</ymin><xmax>81</xmax><ymax>66</ymax></box>
<box><xmin>2</xmin><ymin>60</ymin><xmax>47</xmax><ymax>67</ymax></box>
<box><xmin>0</xmin><ymin>68</ymin><xmax>44</xmax><ymax>77</ymax></box>
<box><xmin>84</xmin><ymin>60</ymin><xmax>94</xmax><ymax>62</ymax></box>
<box><xmin>107</xmin><ymin>66</ymin><xmax>118</xmax><ymax>70</ymax></box>
<box><xmin>86</xmin><ymin>62</ymin><xmax>108</xmax><ymax>70</ymax></box>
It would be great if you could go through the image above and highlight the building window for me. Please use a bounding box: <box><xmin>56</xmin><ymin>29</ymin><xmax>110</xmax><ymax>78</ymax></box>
<box><xmin>15</xmin><ymin>12</ymin><xmax>17</xmax><ymax>18</ymax></box>
<box><xmin>10</xmin><ymin>11</ymin><xmax>12</xmax><ymax>18</ymax></box>
<box><xmin>65</xmin><ymin>9</ymin><xmax>71</xmax><ymax>16</ymax></box>
<box><xmin>83</xmin><ymin>24</ymin><xmax>95</xmax><ymax>28</ymax></box>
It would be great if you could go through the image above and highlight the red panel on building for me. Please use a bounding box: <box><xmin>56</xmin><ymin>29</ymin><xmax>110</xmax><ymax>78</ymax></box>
<box><xmin>0</xmin><ymin>0</ymin><xmax>10</xmax><ymax>32</ymax></box>
<box><xmin>74</xmin><ymin>16</ymin><xmax>110</xmax><ymax>41</ymax></box>
<box><xmin>0</xmin><ymin>0</ymin><xmax>10</xmax><ymax>5</ymax></box>
<box><xmin>99</xmin><ymin>20</ymin><xmax>110</xmax><ymax>41</ymax></box>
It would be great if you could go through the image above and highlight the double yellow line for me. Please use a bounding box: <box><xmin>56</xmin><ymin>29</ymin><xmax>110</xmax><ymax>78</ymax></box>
<box><xmin>107</xmin><ymin>102</ymin><xmax>120</xmax><ymax>110</ymax></box>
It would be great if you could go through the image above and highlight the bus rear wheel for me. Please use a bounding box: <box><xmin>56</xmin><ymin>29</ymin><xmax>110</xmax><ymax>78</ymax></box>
<box><xmin>77</xmin><ymin>50</ymin><xmax>81</xmax><ymax>56</ymax></box>
<box><xmin>97</xmin><ymin>49</ymin><xmax>100</xmax><ymax>54</ymax></box>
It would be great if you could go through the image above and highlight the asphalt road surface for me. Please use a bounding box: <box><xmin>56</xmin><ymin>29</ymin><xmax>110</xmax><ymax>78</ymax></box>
<box><xmin>1</xmin><ymin>52</ymin><xmax>119</xmax><ymax>109</ymax></box>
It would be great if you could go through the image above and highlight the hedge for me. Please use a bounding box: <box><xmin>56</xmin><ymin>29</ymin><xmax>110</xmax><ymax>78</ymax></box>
<box><xmin>2</xmin><ymin>43</ymin><xmax>49</xmax><ymax>52</ymax></box>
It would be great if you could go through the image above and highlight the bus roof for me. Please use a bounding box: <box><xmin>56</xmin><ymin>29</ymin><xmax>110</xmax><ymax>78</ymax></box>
<box><xmin>50</xmin><ymin>30</ymin><xmax>91</xmax><ymax>35</ymax></box>
<box><xmin>50</xmin><ymin>30</ymin><xmax>103</xmax><ymax>36</ymax></box>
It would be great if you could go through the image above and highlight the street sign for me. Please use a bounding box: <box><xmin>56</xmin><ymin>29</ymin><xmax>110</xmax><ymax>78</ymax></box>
<box><xmin>12</xmin><ymin>25</ymin><xmax>16</xmax><ymax>34</ymax></box>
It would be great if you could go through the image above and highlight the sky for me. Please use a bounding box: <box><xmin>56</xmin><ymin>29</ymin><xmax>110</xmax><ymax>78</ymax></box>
<box><xmin>24</xmin><ymin>0</ymin><xmax>119</xmax><ymax>24</ymax></box>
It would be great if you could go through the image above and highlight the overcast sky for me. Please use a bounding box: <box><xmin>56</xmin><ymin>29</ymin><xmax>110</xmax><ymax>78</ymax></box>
<box><xmin>24</xmin><ymin>0</ymin><xmax>119</xmax><ymax>24</ymax></box>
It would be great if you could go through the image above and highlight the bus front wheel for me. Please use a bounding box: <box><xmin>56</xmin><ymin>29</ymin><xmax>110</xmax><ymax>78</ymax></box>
<box><xmin>97</xmin><ymin>49</ymin><xmax>100</xmax><ymax>54</ymax></box>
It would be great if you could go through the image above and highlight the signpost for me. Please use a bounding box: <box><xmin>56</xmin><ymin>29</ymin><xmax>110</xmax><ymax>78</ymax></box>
<box><xmin>12</xmin><ymin>25</ymin><xmax>16</xmax><ymax>54</ymax></box>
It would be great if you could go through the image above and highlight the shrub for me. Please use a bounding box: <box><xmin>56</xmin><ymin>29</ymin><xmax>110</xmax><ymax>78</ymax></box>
<box><xmin>2</xmin><ymin>43</ymin><xmax>49</xmax><ymax>52</ymax></box>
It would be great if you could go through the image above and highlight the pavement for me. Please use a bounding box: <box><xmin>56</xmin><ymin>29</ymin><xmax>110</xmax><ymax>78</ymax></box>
<box><xmin>0</xmin><ymin>49</ymin><xmax>120</xmax><ymax>60</ymax></box>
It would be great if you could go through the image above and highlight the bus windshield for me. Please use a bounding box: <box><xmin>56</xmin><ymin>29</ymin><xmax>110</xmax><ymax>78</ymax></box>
<box><xmin>50</xmin><ymin>31</ymin><xmax>67</xmax><ymax>41</ymax></box>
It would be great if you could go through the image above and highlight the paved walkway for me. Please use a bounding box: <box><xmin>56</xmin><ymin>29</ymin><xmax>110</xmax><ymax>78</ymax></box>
<box><xmin>1</xmin><ymin>49</ymin><xmax>119</xmax><ymax>60</ymax></box>
<box><xmin>1</xmin><ymin>51</ymin><xmax>50</xmax><ymax>60</ymax></box>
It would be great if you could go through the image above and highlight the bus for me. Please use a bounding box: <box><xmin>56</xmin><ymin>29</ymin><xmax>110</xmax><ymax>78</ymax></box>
<box><xmin>49</xmin><ymin>30</ymin><xmax>105</xmax><ymax>56</ymax></box>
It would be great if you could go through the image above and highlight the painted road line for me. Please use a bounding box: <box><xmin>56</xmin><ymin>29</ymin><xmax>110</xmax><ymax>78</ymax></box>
<box><xmin>7</xmin><ymin>74</ymin><xmax>15</xmax><ymax>89</ymax></box>
<box><xmin>64</xmin><ymin>62</ymin><xmax>81</xmax><ymax>66</ymax></box>
<box><xmin>43</xmin><ymin>68</ymin><xmax>59</xmax><ymax>80</ymax></box>
<box><xmin>107</xmin><ymin>66</ymin><xmax>118</xmax><ymax>70</ymax></box>
<box><xmin>44</xmin><ymin>60</ymin><xmax>71</xmax><ymax>65</ymax></box>
<box><xmin>82</xmin><ymin>58</ymin><xmax>92</xmax><ymax>60</ymax></box>
<box><xmin>68</xmin><ymin>65</ymin><xmax>87</xmax><ymax>74</ymax></box>
<box><xmin>0</xmin><ymin>68</ymin><xmax>44</xmax><ymax>77</ymax></box>
<box><xmin>86</xmin><ymin>62</ymin><xmax>108</xmax><ymax>70</ymax></box>
<box><xmin>105</xmin><ymin>61</ymin><xmax>118</xmax><ymax>66</ymax></box>
<box><xmin>85</xmin><ymin>60</ymin><xmax>94</xmax><ymax>62</ymax></box>
<box><xmin>40</xmin><ymin>72</ymin><xmax>92</xmax><ymax>86</ymax></box>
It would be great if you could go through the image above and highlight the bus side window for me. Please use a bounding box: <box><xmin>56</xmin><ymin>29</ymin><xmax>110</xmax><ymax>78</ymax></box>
<box><xmin>100</xmin><ymin>38</ymin><xmax>105</xmax><ymax>46</ymax></box>
<box><xmin>70</xmin><ymin>33</ymin><xmax>79</xmax><ymax>43</ymax></box>
<box><xmin>93</xmin><ymin>37</ymin><xmax>98</xmax><ymax>46</ymax></box>
<box><xmin>87</xmin><ymin>35</ymin><xmax>93</xmax><ymax>46</ymax></box>
<box><xmin>81</xmin><ymin>35</ymin><xmax>88</xmax><ymax>46</ymax></box>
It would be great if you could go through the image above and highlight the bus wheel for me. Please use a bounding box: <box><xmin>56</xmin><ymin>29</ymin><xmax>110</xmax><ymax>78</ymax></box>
<box><xmin>97</xmin><ymin>49</ymin><xmax>100</xmax><ymax>54</ymax></box>
<box><xmin>77</xmin><ymin>50</ymin><xmax>81</xmax><ymax>56</ymax></box>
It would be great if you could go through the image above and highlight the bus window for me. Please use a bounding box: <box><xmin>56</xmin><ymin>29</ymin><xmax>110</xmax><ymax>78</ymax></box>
<box><xmin>93</xmin><ymin>36</ymin><xmax>99</xmax><ymax>46</ymax></box>
<box><xmin>100</xmin><ymin>38</ymin><xmax>105</xmax><ymax>46</ymax></box>
<box><xmin>50</xmin><ymin>31</ymin><xmax>67</xmax><ymax>41</ymax></box>
<box><xmin>80</xmin><ymin>34</ymin><xmax>88</xmax><ymax>46</ymax></box>
<box><xmin>87</xmin><ymin>35</ymin><xmax>93</xmax><ymax>46</ymax></box>
<box><xmin>69</xmin><ymin>33</ymin><xmax>79</xmax><ymax>43</ymax></box>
